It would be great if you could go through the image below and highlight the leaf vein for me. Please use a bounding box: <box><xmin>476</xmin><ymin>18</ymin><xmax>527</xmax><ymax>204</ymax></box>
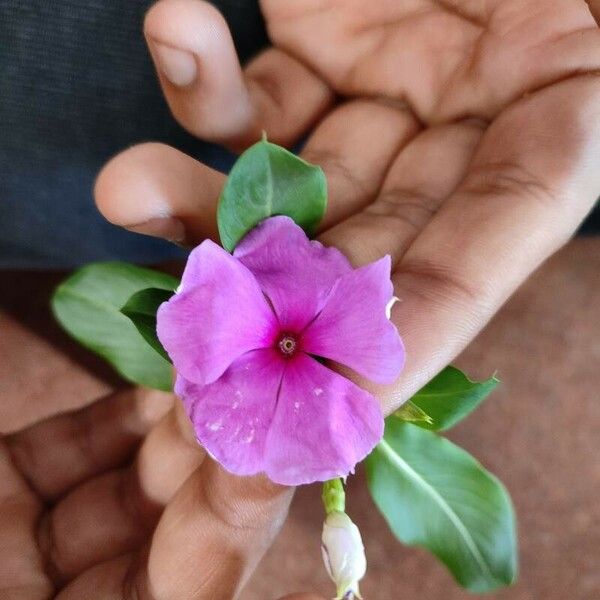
<box><xmin>378</xmin><ymin>439</ymin><xmax>496</xmax><ymax>582</ymax></box>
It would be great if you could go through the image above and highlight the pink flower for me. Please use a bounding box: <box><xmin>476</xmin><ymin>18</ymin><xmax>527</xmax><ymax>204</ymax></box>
<box><xmin>157</xmin><ymin>216</ymin><xmax>404</xmax><ymax>485</ymax></box>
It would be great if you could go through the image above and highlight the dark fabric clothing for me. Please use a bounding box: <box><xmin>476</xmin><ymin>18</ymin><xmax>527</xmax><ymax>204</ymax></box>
<box><xmin>579</xmin><ymin>203</ymin><xmax>600</xmax><ymax>235</ymax></box>
<box><xmin>0</xmin><ymin>0</ymin><xmax>267</xmax><ymax>268</ymax></box>
<box><xmin>0</xmin><ymin>1</ymin><xmax>597</xmax><ymax>268</ymax></box>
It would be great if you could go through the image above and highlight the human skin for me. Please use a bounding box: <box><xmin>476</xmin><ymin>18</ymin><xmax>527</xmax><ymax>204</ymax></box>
<box><xmin>1</xmin><ymin>388</ymin><xmax>321</xmax><ymax>599</ymax></box>
<box><xmin>2</xmin><ymin>1</ymin><xmax>600</xmax><ymax>598</ymax></box>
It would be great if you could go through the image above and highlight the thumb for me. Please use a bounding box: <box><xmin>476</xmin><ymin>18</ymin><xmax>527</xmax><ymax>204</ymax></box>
<box><xmin>138</xmin><ymin>460</ymin><xmax>294</xmax><ymax>599</ymax></box>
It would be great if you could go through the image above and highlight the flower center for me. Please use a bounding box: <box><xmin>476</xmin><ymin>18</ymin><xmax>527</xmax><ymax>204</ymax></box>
<box><xmin>277</xmin><ymin>333</ymin><xmax>298</xmax><ymax>356</ymax></box>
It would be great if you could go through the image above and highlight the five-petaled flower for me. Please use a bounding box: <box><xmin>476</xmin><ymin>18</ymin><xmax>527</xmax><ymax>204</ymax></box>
<box><xmin>157</xmin><ymin>216</ymin><xmax>404</xmax><ymax>485</ymax></box>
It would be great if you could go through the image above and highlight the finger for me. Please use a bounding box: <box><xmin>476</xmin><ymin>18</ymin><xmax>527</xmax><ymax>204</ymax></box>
<box><xmin>38</xmin><ymin>403</ymin><xmax>204</xmax><ymax>582</ymax></box>
<box><xmin>319</xmin><ymin>119</ymin><xmax>484</xmax><ymax>265</ymax></box>
<box><xmin>56</xmin><ymin>554</ymin><xmax>325</xmax><ymax>600</ymax></box>
<box><xmin>38</xmin><ymin>468</ymin><xmax>156</xmax><ymax>584</ymax></box>
<box><xmin>135</xmin><ymin>399</ymin><xmax>205</xmax><ymax>506</ymax></box>
<box><xmin>302</xmin><ymin>99</ymin><xmax>420</xmax><ymax>229</ymax></box>
<box><xmin>54</xmin><ymin>554</ymin><xmax>134</xmax><ymax>600</ymax></box>
<box><xmin>144</xmin><ymin>0</ymin><xmax>332</xmax><ymax>149</ymax></box>
<box><xmin>139</xmin><ymin>462</ymin><xmax>293</xmax><ymax>600</ymax></box>
<box><xmin>6</xmin><ymin>388</ymin><xmax>172</xmax><ymax>500</ymax></box>
<box><xmin>0</xmin><ymin>441</ymin><xmax>51</xmax><ymax>599</ymax></box>
<box><xmin>96</xmin><ymin>102</ymin><xmax>418</xmax><ymax>247</ymax></box>
<box><xmin>378</xmin><ymin>75</ymin><xmax>600</xmax><ymax>410</ymax></box>
<box><xmin>55</xmin><ymin>466</ymin><xmax>292</xmax><ymax>599</ymax></box>
<box><xmin>95</xmin><ymin>142</ymin><xmax>225</xmax><ymax>243</ymax></box>
<box><xmin>278</xmin><ymin>595</ymin><xmax>327</xmax><ymax>600</ymax></box>
<box><xmin>586</xmin><ymin>0</ymin><xmax>600</xmax><ymax>24</ymax></box>
<box><xmin>243</xmin><ymin>47</ymin><xmax>334</xmax><ymax>147</ymax></box>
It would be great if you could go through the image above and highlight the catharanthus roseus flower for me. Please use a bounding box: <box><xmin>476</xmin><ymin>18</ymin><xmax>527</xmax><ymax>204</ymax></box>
<box><xmin>157</xmin><ymin>216</ymin><xmax>404</xmax><ymax>485</ymax></box>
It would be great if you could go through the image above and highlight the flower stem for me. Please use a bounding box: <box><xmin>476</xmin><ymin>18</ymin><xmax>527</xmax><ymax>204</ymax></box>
<box><xmin>322</xmin><ymin>478</ymin><xmax>346</xmax><ymax>515</ymax></box>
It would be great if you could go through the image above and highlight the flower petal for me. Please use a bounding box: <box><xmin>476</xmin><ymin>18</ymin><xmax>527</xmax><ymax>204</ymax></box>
<box><xmin>302</xmin><ymin>256</ymin><xmax>405</xmax><ymax>384</ymax></box>
<box><xmin>175</xmin><ymin>349</ymin><xmax>285</xmax><ymax>477</ymax></box>
<box><xmin>234</xmin><ymin>216</ymin><xmax>352</xmax><ymax>331</ymax></box>
<box><xmin>264</xmin><ymin>354</ymin><xmax>383</xmax><ymax>486</ymax></box>
<box><xmin>157</xmin><ymin>240</ymin><xmax>277</xmax><ymax>385</ymax></box>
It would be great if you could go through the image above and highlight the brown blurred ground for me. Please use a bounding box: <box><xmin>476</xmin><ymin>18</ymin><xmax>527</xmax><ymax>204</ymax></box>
<box><xmin>1</xmin><ymin>237</ymin><xmax>599</xmax><ymax>600</ymax></box>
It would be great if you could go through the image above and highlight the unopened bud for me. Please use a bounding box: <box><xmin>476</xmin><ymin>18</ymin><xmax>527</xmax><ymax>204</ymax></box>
<box><xmin>321</xmin><ymin>510</ymin><xmax>366</xmax><ymax>600</ymax></box>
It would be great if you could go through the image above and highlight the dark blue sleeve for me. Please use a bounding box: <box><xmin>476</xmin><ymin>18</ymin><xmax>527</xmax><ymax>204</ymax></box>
<box><xmin>0</xmin><ymin>0</ymin><xmax>268</xmax><ymax>268</ymax></box>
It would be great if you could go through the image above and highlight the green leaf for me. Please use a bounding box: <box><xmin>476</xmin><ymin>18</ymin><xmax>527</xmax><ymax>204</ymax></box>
<box><xmin>394</xmin><ymin>401</ymin><xmax>434</xmax><ymax>425</ymax></box>
<box><xmin>121</xmin><ymin>288</ymin><xmax>174</xmax><ymax>361</ymax></box>
<box><xmin>366</xmin><ymin>419</ymin><xmax>518</xmax><ymax>593</ymax></box>
<box><xmin>52</xmin><ymin>262</ymin><xmax>179</xmax><ymax>391</ymax></box>
<box><xmin>409</xmin><ymin>366</ymin><xmax>499</xmax><ymax>431</ymax></box>
<box><xmin>217</xmin><ymin>139</ymin><xmax>327</xmax><ymax>251</ymax></box>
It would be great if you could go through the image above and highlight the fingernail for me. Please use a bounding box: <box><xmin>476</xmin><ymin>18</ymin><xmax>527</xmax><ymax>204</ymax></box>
<box><xmin>126</xmin><ymin>217</ymin><xmax>186</xmax><ymax>243</ymax></box>
<box><xmin>151</xmin><ymin>42</ymin><xmax>197</xmax><ymax>87</ymax></box>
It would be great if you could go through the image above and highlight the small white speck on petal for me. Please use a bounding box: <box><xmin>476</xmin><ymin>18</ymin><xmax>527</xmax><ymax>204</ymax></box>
<box><xmin>207</xmin><ymin>420</ymin><xmax>222</xmax><ymax>431</ymax></box>
<box><xmin>314</xmin><ymin>387</ymin><xmax>323</xmax><ymax>397</ymax></box>
<box><xmin>385</xmin><ymin>296</ymin><xmax>399</xmax><ymax>319</ymax></box>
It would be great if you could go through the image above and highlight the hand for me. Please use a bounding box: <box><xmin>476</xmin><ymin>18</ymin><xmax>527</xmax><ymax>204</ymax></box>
<box><xmin>1</xmin><ymin>388</ymin><xmax>322</xmax><ymax>599</ymax></box>
<box><xmin>96</xmin><ymin>0</ymin><xmax>600</xmax><ymax>411</ymax></box>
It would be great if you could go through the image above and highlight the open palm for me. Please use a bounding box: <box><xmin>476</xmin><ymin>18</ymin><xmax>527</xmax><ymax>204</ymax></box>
<box><xmin>4</xmin><ymin>1</ymin><xmax>599</xmax><ymax>599</ymax></box>
<box><xmin>98</xmin><ymin>0</ymin><xmax>600</xmax><ymax>407</ymax></box>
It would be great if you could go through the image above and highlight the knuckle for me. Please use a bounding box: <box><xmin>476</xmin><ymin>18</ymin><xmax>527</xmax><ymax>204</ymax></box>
<box><xmin>369</xmin><ymin>188</ymin><xmax>439</xmax><ymax>233</ymax></box>
<box><xmin>395</xmin><ymin>256</ymin><xmax>489</xmax><ymax>314</ymax></box>
<box><xmin>460</xmin><ymin>160</ymin><xmax>557</xmax><ymax>208</ymax></box>
<box><xmin>303</xmin><ymin>149</ymin><xmax>370</xmax><ymax>202</ymax></box>
<box><xmin>36</xmin><ymin>510</ymin><xmax>66</xmax><ymax>586</ymax></box>
<box><xmin>4</xmin><ymin>434</ymin><xmax>37</xmax><ymax>484</ymax></box>
<box><xmin>201</xmin><ymin>463</ymin><xmax>290</xmax><ymax>533</ymax></box>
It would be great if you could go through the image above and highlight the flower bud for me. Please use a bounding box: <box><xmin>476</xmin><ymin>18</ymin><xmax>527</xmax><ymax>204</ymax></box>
<box><xmin>321</xmin><ymin>510</ymin><xmax>366</xmax><ymax>599</ymax></box>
